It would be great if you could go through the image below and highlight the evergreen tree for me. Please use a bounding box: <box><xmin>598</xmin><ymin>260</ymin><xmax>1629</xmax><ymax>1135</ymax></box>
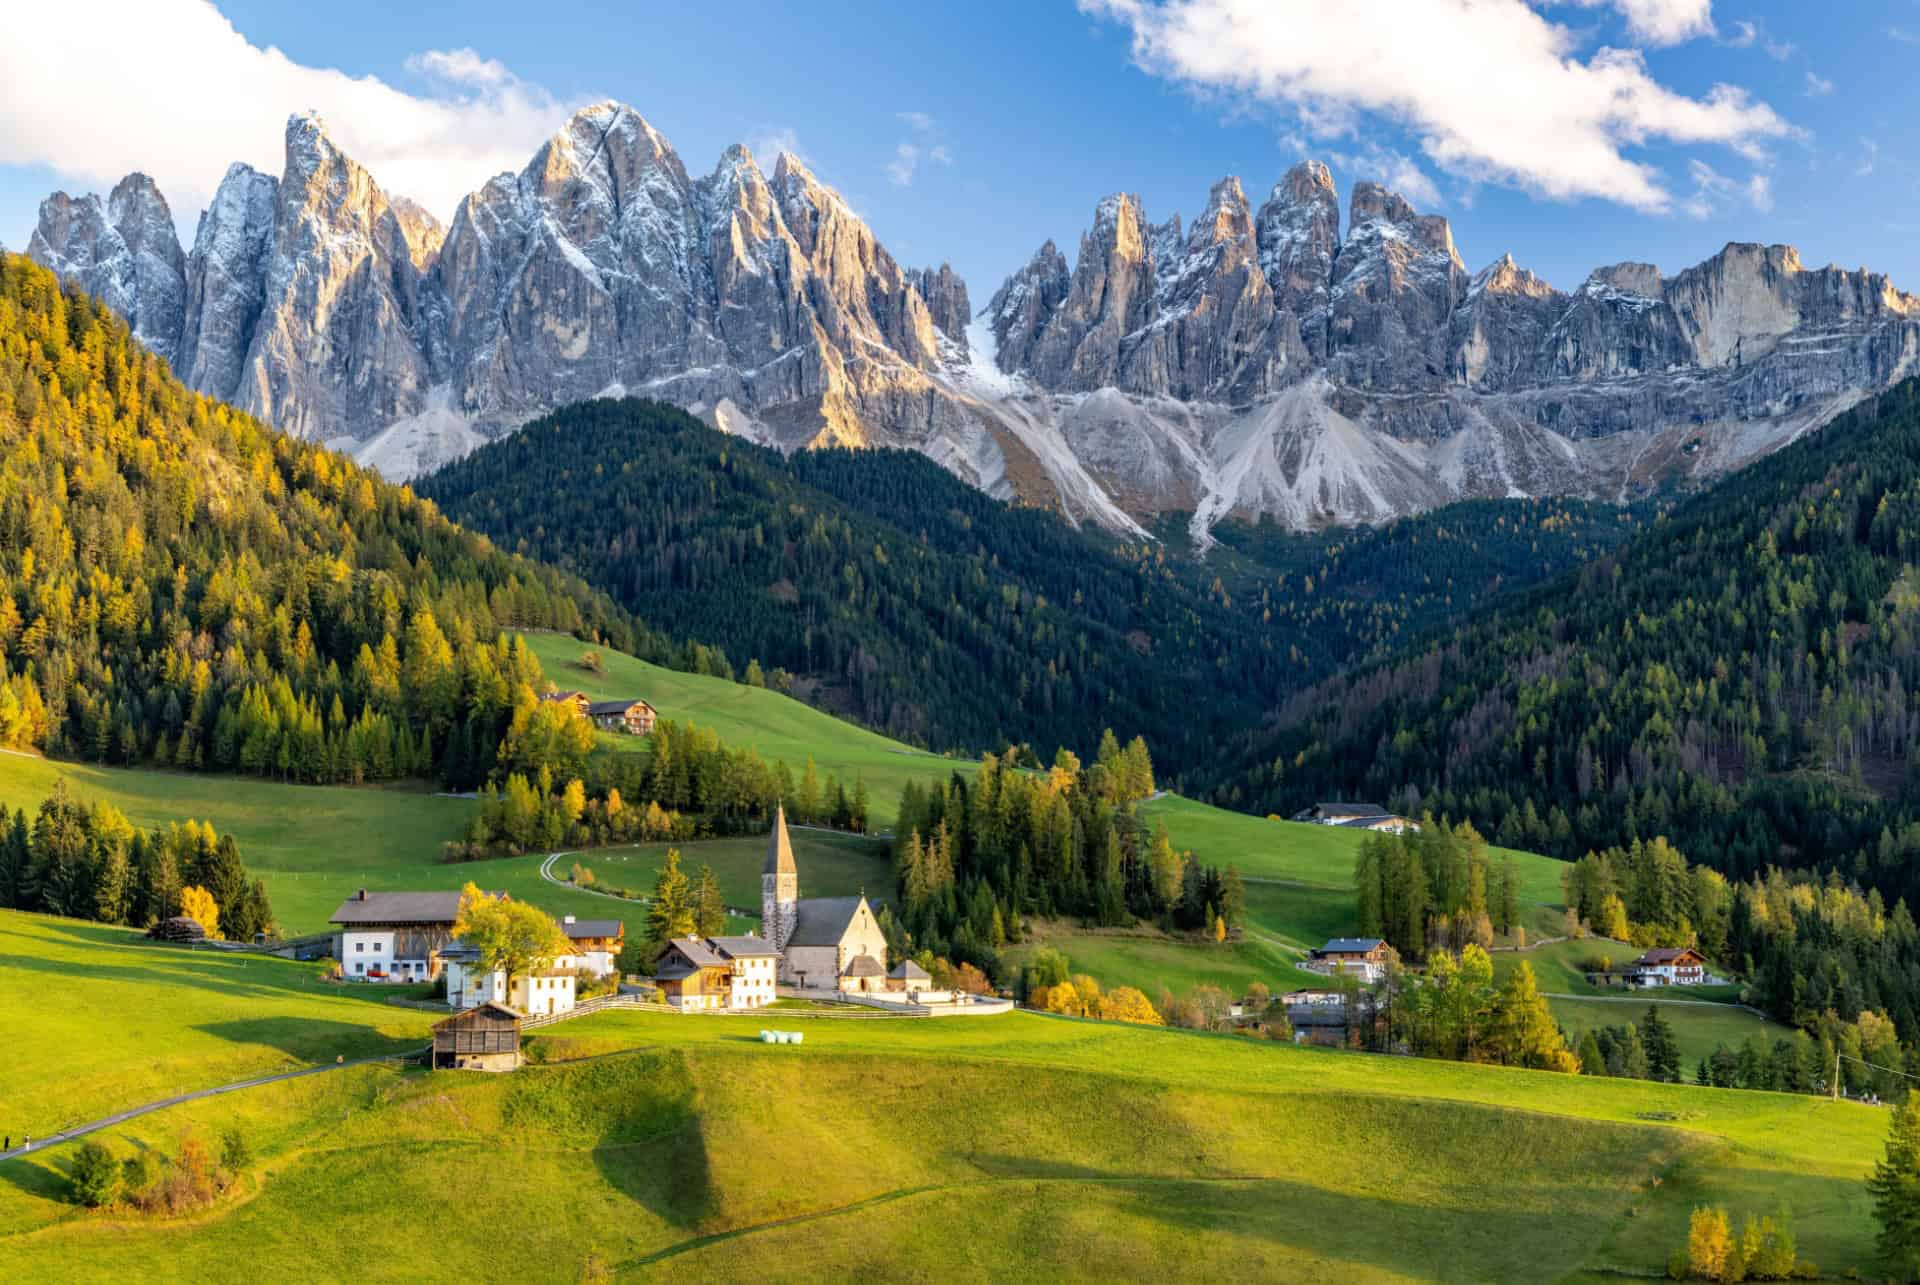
<box><xmin>644</xmin><ymin>849</ymin><xmax>696</xmax><ymax>956</ymax></box>
<box><xmin>694</xmin><ymin>865</ymin><xmax>726</xmax><ymax>937</ymax></box>
<box><xmin>1869</xmin><ymin>1099</ymin><xmax>1920</xmax><ymax>1280</ymax></box>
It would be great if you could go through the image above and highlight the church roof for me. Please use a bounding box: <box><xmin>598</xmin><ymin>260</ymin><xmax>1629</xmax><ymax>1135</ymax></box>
<box><xmin>765</xmin><ymin>804</ymin><xmax>797</xmax><ymax>878</ymax></box>
<box><xmin>841</xmin><ymin>952</ymin><xmax>885</xmax><ymax>978</ymax></box>
<box><xmin>888</xmin><ymin>960</ymin><xmax>930</xmax><ymax>980</ymax></box>
<box><xmin>785</xmin><ymin>896</ymin><xmax>866</xmax><ymax>947</ymax></box>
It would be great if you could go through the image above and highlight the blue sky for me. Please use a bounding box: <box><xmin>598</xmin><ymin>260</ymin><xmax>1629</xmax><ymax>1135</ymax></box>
<box><xmin>2</xmin><ymin>1</ymin><xmax>1915</xmax><ymax>303</ymax></box>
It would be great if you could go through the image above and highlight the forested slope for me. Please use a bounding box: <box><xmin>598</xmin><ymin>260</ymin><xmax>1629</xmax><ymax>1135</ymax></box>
<box><xmin>0</xmin><ymin>252</ymin><xmax>656</xmax><ymax>787</ymax></box>
<box><xmin>420</xmin><ymin>397</ymin><xmax>1635</xmax><ymax>780</ymax></box>
<box><xmin>1225</xmin><ymin>378</ymin><xmax>1920</xmax><ymax>904</ymax></box>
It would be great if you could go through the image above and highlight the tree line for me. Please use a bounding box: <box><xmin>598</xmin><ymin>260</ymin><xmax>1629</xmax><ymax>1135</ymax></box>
<box><xmin>883</xmin><ymin>730</ymin><xmax>1245</xmax><ymax>979</ymax></box>
<box><xmin>0</xmin><ymin>783</ymin><xmax>273</xmax><ymax>939</ymax></box>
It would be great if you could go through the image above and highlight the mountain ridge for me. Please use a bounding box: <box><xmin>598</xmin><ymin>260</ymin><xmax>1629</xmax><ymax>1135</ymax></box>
<box><xmin>27</xmin><ymin>102</ymin><xmax>1920</xmax><ymax>539</ymax></box>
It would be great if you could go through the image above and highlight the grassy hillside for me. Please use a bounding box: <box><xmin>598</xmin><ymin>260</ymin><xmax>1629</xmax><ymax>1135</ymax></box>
<box><xmin>0</xmin><ymin>912</ymin><xmax>436</xmax><ymax>1131</ymax></box>
<box><xmin>0</xmin><ymin>995</ymin><xmax>1881</xmax><ymax>1280</ymax></box>
<box><xmin>523</xmin><ymin>631</ymin><xmax>966</xmax><ymax>829</ymax></box>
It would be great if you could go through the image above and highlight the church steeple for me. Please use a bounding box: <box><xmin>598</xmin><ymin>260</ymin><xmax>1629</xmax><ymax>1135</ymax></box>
<box><xmin>762</xmin><ymin>804</ymin><xmax>799</xmax><ymax>951</ymax></box>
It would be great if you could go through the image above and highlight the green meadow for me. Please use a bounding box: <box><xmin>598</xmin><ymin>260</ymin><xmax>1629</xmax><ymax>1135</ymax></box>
<box><xmin>522</xmin><ymin>630</ymin><xmax>969</xmax><ymax>828</ymax></box>
<box><xmin>0</xmin><ymin>992</ymin><xmax>1883</xmax><ymax>1282</ymax></box>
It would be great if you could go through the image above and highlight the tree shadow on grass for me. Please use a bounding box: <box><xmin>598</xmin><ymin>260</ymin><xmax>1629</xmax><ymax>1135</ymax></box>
<box><xmin>195</xmin><ymin>1018</ymin><xmax>427</xmax><ymax>1065</ymax></box>
<box><xmin>0</xmin><ymin>943</ymin><xmax>407</xmax><ymax>1017</ymax></box>
<box><xmin>507</xmin><ymin>1049</ymin><xmax>715</xmax><ymax>1233</ymax></box>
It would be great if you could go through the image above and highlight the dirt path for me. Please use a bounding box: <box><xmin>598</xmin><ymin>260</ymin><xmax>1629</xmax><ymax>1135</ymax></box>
<box><xmin>0</xmin><ymin>1051</ymin><xmax>418</xmax><ymax>1163</ymax></box>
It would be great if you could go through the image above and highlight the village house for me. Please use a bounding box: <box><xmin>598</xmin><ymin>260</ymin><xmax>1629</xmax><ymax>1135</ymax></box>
<box><xmin>1628</xmin><ymin>946</ymin><xmax>1708</xmax><ymax>988</ymax></box>
<box><xmin>431</xmin><ymin>1001</ymin><xmax>522</xmax><ymax>1072</ymax></box>
<box><xmin>539</xmin><ymin>689</ymin><xmax>592</xmax><ymax>717</ymax></box>
<box><xmin>557</xmin><ymin>915</ymin><xmax>624</xmax><ymax>976</ymax></box>
<box><xmin>762</xmin><ymin>805</ymin><xmax>891</xmax><ymax>993</ymax></box>
<box><xmin>1291</xmin><ymin>802</ymin><xmax>1418</xmax><ymax>833</ymax></box>
<box><xmin>329</xmin><ymin>889</ymin><xmax>491</xmax><ymax>982</ymax></box>
<box><xmin>587</xmin><ymin>698</ymin><xmax>657</xmax><ymax>735</ymax></box>
<box><xmin>653</xmin><ymin>935</ymin><xmax>780</xmax><ymax>1010</ymax></box>
<box><xmin>441</xmin><ymin>944</ymin><xmax>578</xmax><ymax>1016</ymax></box>
<box><xmin>1311</xmin><ymin>937</ymin><xmax>1393</xmax><ymax>982</ymax></box>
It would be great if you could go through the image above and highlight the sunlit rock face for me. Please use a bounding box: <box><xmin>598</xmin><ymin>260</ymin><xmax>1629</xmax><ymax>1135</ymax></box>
<box><xmin>32</xmin><ymin>116</ymin><xmax>1920</xmax><ymax>539</ymax></box>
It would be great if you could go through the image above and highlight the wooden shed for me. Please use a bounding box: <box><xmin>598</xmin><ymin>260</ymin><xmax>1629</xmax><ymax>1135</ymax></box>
<box><xmin>432</xmin><ymin>1000</ymin><xmax>523</xmax><ymax>1072</ymax></box>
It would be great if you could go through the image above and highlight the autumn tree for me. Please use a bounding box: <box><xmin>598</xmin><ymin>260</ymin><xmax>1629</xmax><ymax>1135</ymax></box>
<box><xmin>179</xmin><ymin>884</ymin><xmax>220</xmax><ymax>939</ymax></box>
<box><xmin>452</xmin><ymin>882</ymin><xmax>569</xmax><ymax>999</ymax></box>
<box><xmin>1099</xmin><ymin>985</ymin><xmax>1162</xmax><ymax>1025</ymax></box>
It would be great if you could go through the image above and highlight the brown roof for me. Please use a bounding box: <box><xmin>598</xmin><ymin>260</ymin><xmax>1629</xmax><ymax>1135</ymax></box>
<box><xmin>433</xmin><ymin>1001</ymin><xmax>523</xmax><ymax>1030</ymax></box>
<box><xmin>710</xmin><ymin>935</ymin><xmax>780</xmax><ymax>959</ymax></box>
<box><xmin>330</xmin><ymin>889</ymin><xmax>500</xmax><ymax>926</ymax></box>
<box><xmin>587</xmin><ymin>698</ymin><xmax>654</xmax><ymax>717</ymax></box>
<box><xmin>1634</xmin><ymin>947</ymin><xmax>1704</xmax><ymax>965</ymax></box>
<box><xmin>765</xmin><ymin>804</ymin><xmax>797</xmax><ymax>878</ymax></box>
<box><xmin>841</xmin><ymin>952</ymin><xmax>885</xmax><ymax>978</ymax></box>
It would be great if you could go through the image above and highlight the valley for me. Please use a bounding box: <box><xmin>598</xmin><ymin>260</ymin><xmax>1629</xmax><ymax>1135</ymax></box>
<box><xmin>5</xmin><ymin>7</ymin><xmax>1920</xmax><ymax>1274</ymax></box>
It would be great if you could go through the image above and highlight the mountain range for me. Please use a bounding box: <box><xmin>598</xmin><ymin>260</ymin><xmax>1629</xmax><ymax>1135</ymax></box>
<box><xmin>25</xmin><ymin>102</ymin><xmax>1920</xmax><ymax>539</ymax></box>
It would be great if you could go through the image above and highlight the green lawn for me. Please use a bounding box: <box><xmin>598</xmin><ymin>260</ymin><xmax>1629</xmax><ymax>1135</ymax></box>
<box><xmin>0</xmin><ymin>910</ymin><xmax>437</xmax><ymax>1133</ymax></box>
<box><xmin>524</xmin><ymin>631</ymin><xmax>969</xmax><ymax>828</ymax></box>
<box><xmin>0</xmin><ymin>1002</ymin><xmax>1883</xmax><ymax>1281</ymax></box>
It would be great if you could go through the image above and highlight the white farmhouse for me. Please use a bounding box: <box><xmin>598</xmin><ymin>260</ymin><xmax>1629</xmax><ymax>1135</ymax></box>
<box><xmin>329</xmin><ymin>889</ymin><xmax>485</xmax><ymax>982</ymax></box>
<box><xmin>442</xmin><ymin>944</ymin><xmax>577</xmax><ymax>1016</ymax></box>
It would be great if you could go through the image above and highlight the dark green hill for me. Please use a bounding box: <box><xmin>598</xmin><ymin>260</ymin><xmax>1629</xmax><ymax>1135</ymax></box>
<box><xmin>419</xmin><ymin>397</ymin><xmax>1633</xmax><ymax>781</ymax></box>
<box><xmin>1220</xmin><ymin>378</ymin><xmax>1920</xmax><ymax>903</ymax></box>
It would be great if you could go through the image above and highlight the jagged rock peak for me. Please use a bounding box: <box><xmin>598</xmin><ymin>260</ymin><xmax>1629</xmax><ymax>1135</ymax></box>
<box><xmin>1190</xmin><ymin>175</ymin><xmax>1254</xmax><ymax>248</ymax></box>
<box><xmin>909</xmin><ymin>263</ymin><xmax>972</xmax><ymax>345</ymax></box>
<box><xmin>1472</xmin><ymin>253</ymin><xmax>1558</xmax><ymax>299</ymax></box>
<box><xmin>1348</xmin><ymin>181</ymin><xmax>1464</xmax><ymax>269</ymax></box>
<box><xmin>1581</xmin><ymin>261</ymin><xmax>1664</xmax><ymax>299</ymax></box>
<box><xmin>27</xmin><ymin>172</ymin><xmax>188</xmax><ymax>364</ymax></box>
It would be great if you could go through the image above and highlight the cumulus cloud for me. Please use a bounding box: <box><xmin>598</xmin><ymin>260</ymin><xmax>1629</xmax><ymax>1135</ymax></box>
<box><xmin>1082</xmin><ymin>0</ymin><xmax>1790</xmax><ymax>215</ymax></box>
<box><xmin>0</xmin><ymin>0</ymin><xmax>585</xmax><ymax>230</ymax></box>
<box><xmin>1563</xmin><ymin>0</ymin><xmax>1716</xmax><ymax>47</ymax></box>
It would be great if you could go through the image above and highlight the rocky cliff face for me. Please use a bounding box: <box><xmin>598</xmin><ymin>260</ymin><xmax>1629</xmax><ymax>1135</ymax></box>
<box><xmin>29</xmin><ymin>104</ymin><xmax>1920</xmax><ymax>543</ymax></box>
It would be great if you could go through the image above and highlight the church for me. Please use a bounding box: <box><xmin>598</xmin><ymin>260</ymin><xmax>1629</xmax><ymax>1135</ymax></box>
<box><xmin>761</xmin><ymin>804</ymin><xmax>892</xmax><ymax>992</ymax></box>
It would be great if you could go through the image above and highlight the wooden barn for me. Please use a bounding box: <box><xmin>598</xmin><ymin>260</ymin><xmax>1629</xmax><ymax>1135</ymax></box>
<box><xmin>432</xmin><ymin>1001</ymin><xmax>523</xmax><ymax>1072</ymax></box>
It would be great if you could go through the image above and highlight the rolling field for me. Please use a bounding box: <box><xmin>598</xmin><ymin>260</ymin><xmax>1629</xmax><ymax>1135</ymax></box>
<box><xmin>0</xmin><ymin>994</ymin><xmax>1883</xmax><ymax>1281</ymax></box>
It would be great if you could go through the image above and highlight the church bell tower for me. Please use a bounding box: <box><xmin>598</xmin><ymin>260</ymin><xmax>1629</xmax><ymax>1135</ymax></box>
<box><xmin>763</xmin><ymin>803</ymin><xmax>799</xmax><ymax>950</ymax></box>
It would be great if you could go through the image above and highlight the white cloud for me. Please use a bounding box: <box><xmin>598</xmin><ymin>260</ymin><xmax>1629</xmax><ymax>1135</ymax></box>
<box><xmin>1566</xmin><ymin>0</ymin><xmax>1716</xmax><ymax>47</ymax></box>
<box><xmin>883</xmin><ymin>115</ymin><xmax>952</xmax><ymax>187</ymax></box>
<box><xmin>1803</xmin><ymin>71</ymin><xmax>1833</xmax><ymax>97</ymax></box>
<box><xmin>0</xmin><ymin>0</ymin><xmax>585</xmax><ymax>229</ymax></box>
<box><xmin>1081</xmin><ymin>0</ymin><xmax>1791</xmax><ymax>215</ymax></box>
<box><xmin>885</xmin><ymin>143</ymin><xmax>921</xmax><ymax>187</ymax></box>
<box><xmin>747</xmin><ymin>126</ymin><xmax>807</xmax><ymax>166</ymax></box>
<box><xmin>1329</xmin><ymin>145</ymin><xmax>1444</xmax><ymax>208</ymax></box>
<box><xmin>1891</xmin><ymin>26</ymin><xmax>1920</xmax><ymax>46</ymax></box>
<box><xmin>1763</xmin><ymin>36</ymin><xmax>1796</xmax><ymax>61</ymax></box>
<box><xmin>1680</xmin><ymin>157</ymin><xmax>1773</xmax><ymax>218</ymax></box>
<box><xmin>1856</xmin><ymin>137</ymin><xmax>1879</xmax><ymax>178</ymax></box>
<box><xmin>1725</xmin><ymin>19</ymin><xmax>1757</xmax><ymax>48</ymax></box>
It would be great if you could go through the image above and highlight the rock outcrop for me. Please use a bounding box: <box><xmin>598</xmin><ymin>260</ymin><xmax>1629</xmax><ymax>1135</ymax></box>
<box><xmin>28</xmin><ymin>104</ymin><xmax>1920</xmax><ymax>542</ymax></box>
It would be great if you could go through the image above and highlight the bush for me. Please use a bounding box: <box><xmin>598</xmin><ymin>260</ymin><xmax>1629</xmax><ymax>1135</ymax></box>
<box><xmin>69</xmin><ymin>1140</ymin><xmax>121</xmax><ymax>1207</ymax></box>
<box><xmin>220</xmin><ymin>1127</ymin><xmax>250</xmax><ymax>1176</ymax></box>
<box><xmin>122</xmin><ymin>1147</ymin><xmax>164</xmax><ymax>1204</ymax></box>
